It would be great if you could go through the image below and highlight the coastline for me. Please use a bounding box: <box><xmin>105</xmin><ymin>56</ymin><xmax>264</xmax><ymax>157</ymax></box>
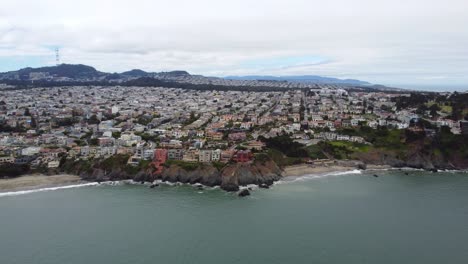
<box><xmin>281</xmin><ymin>164</ymin><xmax>356</xmax><ymax>177</ymax></box>
<box><xmin>0</xmin><ymin>174</ymin><xmax>83</xmax><ymax>193</ymax></box>
<box><xmin>1</xmin><ymin>164</ymin><xmax>465</xmax><ymax>195</ymax></box>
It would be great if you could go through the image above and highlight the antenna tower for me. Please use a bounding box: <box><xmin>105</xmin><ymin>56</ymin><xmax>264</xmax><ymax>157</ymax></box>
<box><xmin>55</xmin><ymin>48</ymin><xmax>60</xmax><ymax>65</ymax></box>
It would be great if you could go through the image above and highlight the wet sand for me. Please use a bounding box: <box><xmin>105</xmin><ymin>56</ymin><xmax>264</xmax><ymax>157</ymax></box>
<box><xmin>0</xmin><ymin>174</ymin><xmax>82</xmax><ymax>193</ymax></box>
<box><xmin>282</xmin><ymin>163</ymin><xmax>392</xmax><ymax>177</ymax></box>
<box><xmin>282</xmin><ymin>164</ymin><xmax>355</xmax><ymax>177</ymax></box>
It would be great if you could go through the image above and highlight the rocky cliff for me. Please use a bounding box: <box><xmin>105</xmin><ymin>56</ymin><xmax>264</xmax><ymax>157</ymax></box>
<box><xmin>353</xmin><ymin>147</ymin><xmax>467</xmax><ymax>170</ymax></box>
<box><xmin>159</xmin><ymin>160</ymin><xmax>282</xmax><ymax>191</ymax></box>
<box><xmin>66</xmin><ymin>157</ymin><xmax>283</xmax><ymax>192</ymax></box>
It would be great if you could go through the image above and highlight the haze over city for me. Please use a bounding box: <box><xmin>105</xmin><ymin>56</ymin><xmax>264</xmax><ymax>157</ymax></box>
<box><xmin>1</xmin><ymin>0</ymin><xmax>467</xmax><ymax>90</ymax></box>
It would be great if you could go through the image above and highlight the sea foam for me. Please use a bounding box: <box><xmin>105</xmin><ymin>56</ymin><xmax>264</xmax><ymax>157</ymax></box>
<box><xmin>276</xmin><ymin>169</ymin><xmax>362</xmax><ymax>185</ymax></box>
<box><xmin>0</xmin><ymin>182</ymin><xmax>100</xmax><ymax>197</ymax></box>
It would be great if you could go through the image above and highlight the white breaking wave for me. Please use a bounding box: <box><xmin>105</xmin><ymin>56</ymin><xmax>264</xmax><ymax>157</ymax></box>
<box><xmin>276</xmin><ymin>169</ymin><xmax>362</xmax><ymax>185</ymax></box>
<box><xmin>0</xmin><ymin>182</ymin><xmax>100</xmax><ymax>198</ymax></box>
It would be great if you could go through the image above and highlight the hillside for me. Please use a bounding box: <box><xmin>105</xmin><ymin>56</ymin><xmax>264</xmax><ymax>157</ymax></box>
<box><xmin>224</xmin><ymin>75</ymin><xmax>371</xmax><ymax>86</ymax></box>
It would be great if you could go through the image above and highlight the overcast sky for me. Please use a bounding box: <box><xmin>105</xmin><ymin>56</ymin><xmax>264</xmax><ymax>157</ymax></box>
<box><xmin>1</xmin><ymin>0</ymin><xmax>467</xmax><ymax>89</ymax></box>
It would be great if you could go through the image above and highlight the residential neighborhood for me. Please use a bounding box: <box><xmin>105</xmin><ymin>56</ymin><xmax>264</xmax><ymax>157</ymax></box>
<box><xmin>0</xmin><ymin>84</ymin><xmax>466</xmax><ymax>174</ymax></box>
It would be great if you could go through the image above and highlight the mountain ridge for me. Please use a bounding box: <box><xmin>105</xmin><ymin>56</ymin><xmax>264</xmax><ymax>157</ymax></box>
<box><xmin>224</xmin><ymin>75</ymin><xmax>371</xmax><ymax>86</ymax></box>
<box><xmin>0</xmin><ymin>64</ymin><xmax>371</xmax><ymax>85</ymax></box>
<box><xmin>0</xmin><ymin>64</ymin><xmax>408</xmax><ymax>92</ymax></box>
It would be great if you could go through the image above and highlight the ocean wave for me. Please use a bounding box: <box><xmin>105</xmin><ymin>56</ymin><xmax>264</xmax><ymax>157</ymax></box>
<box><xmin>276</xmin><ymin>169</ymin><xmax>362</xmax><ymax>185</ymax></box>
<box><xmin>0</xmin><ymin>182</ymin><xmax>100</xmax><ymax>197</ymax></box>
<box><xmin>239</xmin><ymin>184</ymin><xmax>259</xmax><ymax>191</ymax></box>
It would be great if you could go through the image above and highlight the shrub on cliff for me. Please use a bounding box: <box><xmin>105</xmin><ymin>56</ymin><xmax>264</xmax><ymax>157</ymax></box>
<box><xmin>0</xmin><ymin>164</ymin><xmax>31</xmax><ymax>178</ymax></box>
<box><xmin>165</xmin><ymin>160</ymin><xmax>200</xmax><ymax>171</ymax></box>
<box><xmin>259</xmin><ymin>135</ymin><xmax>309</xmax><ymax>157</ymax></box>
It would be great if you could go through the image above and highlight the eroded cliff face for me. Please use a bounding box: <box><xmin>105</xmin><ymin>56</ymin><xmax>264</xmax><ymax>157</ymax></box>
<box><xmin>157</xmin><ymin>160</ymin><xmax>283</xmax><ymax>191</ymax></box>
<box><xmin>219</xmin><ymin>160</ymin><xmax>283</xmax><ymax>191</ymax></box>
<box><xmin>353</xmin><ymin>147</ymin><xmax>468</xmax><ymax>170</ymax></box>
<box><xmin>159</xmin><ymin>165</ymin><xmax>221</xmax><ymax>186</ymax></box>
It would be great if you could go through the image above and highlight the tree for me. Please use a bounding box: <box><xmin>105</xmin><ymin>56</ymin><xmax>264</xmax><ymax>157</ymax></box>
<box><xmin>429</xmin><ymin>104</ymin><xmax>441</xmax><ymax>118</ymax></box>
<box><xmin>30</xmin><ymin>116</ymin><xmax>37</xmax><ymax>128</ymax></box>
<box><xmin>88</xmin><ymin>114</ymin><xmax>100</xmax><ymax>125</ymax></box>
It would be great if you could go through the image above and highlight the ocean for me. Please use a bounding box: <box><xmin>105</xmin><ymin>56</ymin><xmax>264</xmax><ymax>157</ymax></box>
<box><xmin>1</xmin><ymin>170</ymin><xmax>468</xmax><ymax>264</ymax></box>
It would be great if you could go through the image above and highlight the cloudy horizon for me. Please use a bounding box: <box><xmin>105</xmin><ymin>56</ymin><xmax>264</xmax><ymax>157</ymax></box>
<box><xmin>1</xmin><ymin>0</ymin><xmax>467</xmax><ymax>90</ymax></box>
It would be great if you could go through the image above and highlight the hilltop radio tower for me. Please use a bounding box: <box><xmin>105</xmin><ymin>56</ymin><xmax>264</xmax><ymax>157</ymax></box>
<box><xmin>55</xmin><ymin>48</ymin><xmax>60</xmax><ymax>65</ymax></box>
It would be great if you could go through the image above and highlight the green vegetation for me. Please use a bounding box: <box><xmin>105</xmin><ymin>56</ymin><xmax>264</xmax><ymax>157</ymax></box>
<box><xmin>99</xmin><ymin>154</ymin><xmax>131</xmax><ymax>171</ymax></box>
<box><xmin>266</xmin><ymin>148</ymin><xmax>303</xmax><ymax>167</ymax></box>
<box><xmin>61</xmin><ymin>158</ymin><xmax>94</xmax><ymax>175</ymax></box>
<box><xmin>306</xmin><ymin>144</ymin><xmax>328</xmax><ymax>159</ymax></box>
<box><xmin>315</xmin><ymin>141</ymin><xmax>369</xmax><ymax>160</ymax></box>
<box><xmin>337</xmin><ymin>126</ymin><xmax>406</xmax><ymax>150</ymax></box>
<box><xmin>124</xmin><ymin>160</ymin><xmax>151</xmax><ymax>175</ymax></box>
<box><xmin>89</xmin><ymin>138</ymin><xmax>99</xmax><ymax>146</ymax></box>
<box><xmin>259</xmin><ymin>135</ymin><xmax>309</xmax><ymax>157</ymax></box>
<box><xmin>87</xmin><ymin>114</ymin><xmax>100</xmax><ymax>125</ymax></box>
<box><xmin>393</xmin><ymin>92</ymin><xmax>468</xmax><ymax>120</ymax></box>
<box><xmin>0</xmin><ymin>164</ymin><xmax>30</xmax><ymax>178</ymax></box>
<box><xmin>136</xmin><ymin>115</ymin><xmax>152</xmax><ymax>126</ymax></box>
<box><xmin>136</xmin><ymin>132</ymin><xmax>160</xmax><ymax>143</ymax></box>
<box><xmin>183</xmin><ymin>111</ymin><xmax>199</xmax><ymax>125</ymax></box>
<box><xmin>112</xmin><ymin>132</ymin><xmax>121</xmax><ymax>139</ymax></box>
<box><xmin>212</xmin><ymin>161</ymin><xmax>225</xmax><ymax>171</ymax></box>
<box><xmin>432</xmin><ymin>127</ymin><xmax>468</xmax><ymax>160</ymax></box>
<box><xmin>165</xmin><ymin>160</ymin><xmax>201</xmax><ymax>171</ymax></box>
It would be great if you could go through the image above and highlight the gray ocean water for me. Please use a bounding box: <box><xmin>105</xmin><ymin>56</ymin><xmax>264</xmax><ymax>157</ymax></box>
<box><xmin>1</xmin><ymin>170</ymin><xmax>468</xmax><ymax>264</ymax></box>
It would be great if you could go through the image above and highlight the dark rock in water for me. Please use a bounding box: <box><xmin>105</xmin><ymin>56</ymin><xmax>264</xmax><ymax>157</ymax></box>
<box><xmin>238</xmin><ymin>189</ymin><xmax>250</xmax><ymax>197</ymax></box>
<box><xmin>259</xmin><ymin>183</ymin><xmax>270</xmax><ymax>189</ymax></box>
<box><xmin>430</xmin><ymin>169</ymin><xmax>438</xmax><ymax>173</ymax></box>
<box><xmin>222</xmin><ymin>184</ymin><xmax>240</xmax><ymax>192</ymax></box>
<box><xmin>405</xmin><ymin>172</ymin><xmax>409</xmax><ymax>175</ymax></box>
<box><xmin>140</xmin><ymin>181</ymin><xmax>145</xmax><ymax>184</ymax></box>
<box><xmin>197</xmin><ymin>185</ymin><xmax>204</xmax><ymax>190</ymax></box>
<box><xmin>150</xmin><ymin>184</ymin><xmax>159</xmax><ymax>189</ymax></box>
<box><xmin>248</xmin><ymin>187</ymin><xmax>253</xmax><ymax>191</ymax></box>
<box><xmin>357</xmin><ymin>163</ymin><xmax>367</xmax><ymax>170</ymax></box>
<box><xmin>373</xmin><ymin>174</ymin><xmax>379</xmax><ymax>178</ymax></box>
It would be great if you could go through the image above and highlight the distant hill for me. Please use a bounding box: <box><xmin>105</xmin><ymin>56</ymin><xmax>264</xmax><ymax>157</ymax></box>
<box><xmin>1</xmin><ymin>64</ymin><xmax>408</xmax><ymax>92</ymax></box>
<box><xmin>120</xmin><ymin>69</ymin><xmax>149</xmax><ymax>78</ymax></box>
<box><xmin>224</xmin><ymin>75</ymin><xmax>371</xmax><ymax>86</ymax></box>
<box><xmin>0</xmin><ymin>64</ymin><xmax>105</xmax><ymax>80</ymax></box>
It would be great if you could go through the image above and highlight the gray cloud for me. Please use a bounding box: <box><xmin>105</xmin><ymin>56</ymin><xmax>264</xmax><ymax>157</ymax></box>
<box><xmin>0</xmin><ymin>0</ymin><xmax>467</xmax><ymax>88</ymax></box>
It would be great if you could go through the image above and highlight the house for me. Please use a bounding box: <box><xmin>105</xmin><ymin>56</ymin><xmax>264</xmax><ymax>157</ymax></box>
<box><xmin>21</xmin><ymin>146</ymin><xmax>41</xmax><ymax>156</ymax></box>
<box><xmin>211</xmin><ymin>149</ymin><xmax>221</xmax><ymax>161</ymax></box>
<box><xmin>98</xmin><ymin>137</ymin><xmax>114</xmax><ymax>147</ymax></box>
<box><xmin>47</xmin><ymin>160</ymin><xmax>60</xmax><ymax>168</ymax></box>
<box><xmin>342</xmin><ymin>120</ymin><xmax>352</xmax><ymax>128</ymax></box>
<box><xmin>206</xmin><ymin>131</ymin><xmax>224</xmax><ymax>141</ymax></box>
<box><xmin>0</xmin><ymin>156</ymin><xmax>14</xmax><ymax>164</ymax></box>
<box><xmin>221</xmin><ymin>150</ymin><xmax>235</xmax><ymax>163</ymax></box>
<box><xmin>199</xmin><ymin>150</ymin><xmax>212</xmax><ymax>163</ymax></box>
<box><xmin>168</xmin><ymin>149</ymin><xmax>183</xmax><ymax>160</ymax></box>
<box><xmin>228</xmin><ymin>132</ymin><xmax>247</xmax><ymax>141</ymax></box>
<box><xmin>232</xmin><ymin>150</ymin><xmax>253</xmax><ymax>163</ymax></box>
<box><xmin>152</xmin><ymin>149</ymin><xmax>168</xmax><ymax>175</ymax></box>
<box><xmin>182</xmin><ymin>149</ymin><xmax>199</xmax><ymax>162</ymax></box>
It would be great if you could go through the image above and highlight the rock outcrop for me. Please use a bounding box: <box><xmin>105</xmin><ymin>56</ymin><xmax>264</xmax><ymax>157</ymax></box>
<box><xmin>156</xmin><ymin>160</ymin><xmax>283</xmax><ymax>192</ymax></box>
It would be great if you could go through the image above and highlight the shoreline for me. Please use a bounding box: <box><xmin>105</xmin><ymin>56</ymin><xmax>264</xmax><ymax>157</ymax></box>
<box><xmin>0</xmin><ymin>174</ymin><xmax>83</xmax><ymax>193</ymax></box>
<box><xmin>1</xmin><ymin>165</ymin><xmax>467</xmax><ymax>195</ymax></box>
<box><xmin>281</xmin><ymin>164</ymin><xmax>393</xmax><ymax>178</ymax></box>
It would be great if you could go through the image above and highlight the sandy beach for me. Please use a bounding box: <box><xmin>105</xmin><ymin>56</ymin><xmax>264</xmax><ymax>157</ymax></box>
<box><xmin>0</xmin><ymin>174</ymin><xmax>83</xmax><ymax>193</ymax></box>
<box><xmin>282</xmin><ymin>163</ymin><xmax>394</xmax><ymax>178</ymax></box>
<box><xmin>282</xmin><ymin>164</ymin><xmax>356</xmax><ymax>177</ymax></box>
